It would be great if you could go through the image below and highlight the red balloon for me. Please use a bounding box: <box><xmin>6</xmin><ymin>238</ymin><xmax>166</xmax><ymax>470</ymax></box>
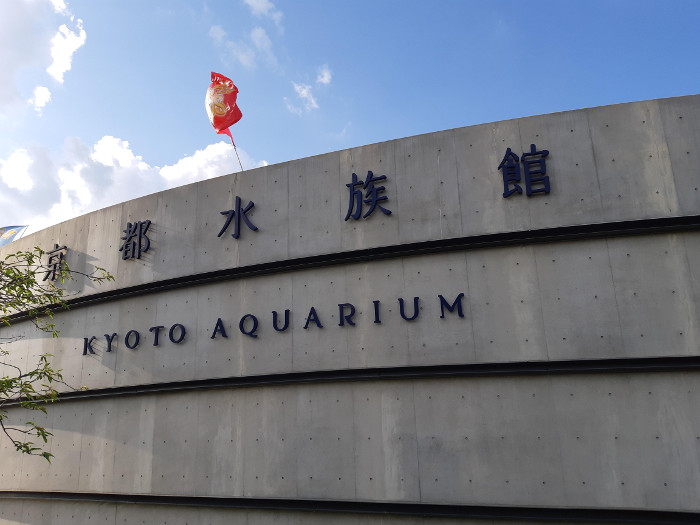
<box><xmin>206</xmin><ymin>72</ymin><xmax>242</xmax><ymax>143</ymax></box>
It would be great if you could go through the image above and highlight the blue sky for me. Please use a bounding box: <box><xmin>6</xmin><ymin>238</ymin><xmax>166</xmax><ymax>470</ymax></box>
<box><xmin>1</xmin><ymin>0</ymin><xmax>699</xmax><ymax>234</ymax></box>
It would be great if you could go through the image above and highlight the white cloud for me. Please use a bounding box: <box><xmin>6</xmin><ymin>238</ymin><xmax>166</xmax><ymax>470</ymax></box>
<box><xmin>0</xmin><ymin>1</ymin><xmax>51</xmax><ymax>112</ymax></box>
<box><xmin>48</xmin><ymin>0</ymin><xmax>67</xmax><ymax>13</ymax></box>
<box><xmin>0</xmin><ymin>136</ymin><xmax>266</xmax><ymax>234</ymax></box>
<box><xmin>208</xmin><ymin>25</ymin><xmax>226</xmax><ymax>45</ymax></box>
<box><xmin>316</xmin><ymin>65</ymin><xmax>332</xmax><ymax>85</ymax></box>
<box><xmin>209</xmin><ymin>24</ymin><xmax>256</xmax><ymax>69</ymax></box>
<box><xmin>57</xmin><ymin>162</ymin><xmax>91</xmax><ymax>208</ymax></box>
<box><xmin>0</xmin><ymin>149</ymin><xmax>34</xmax><ymax>192</ymax></box>
<box><xmin>160</xmin><ymin>142</ymin><xmax>242</xmax><ymax>186</ymax></box>
<box><xmin>0</xmin><ymin>1</ymin><xmax>83</xmax><ymax>116</ymax></box>
<box><xmin>283</xmin><ymin>97</ymin><xmax>302</xmax><ymax>116</ymax></box>
<box><xmin>292</xmin><ymin>82</ymin><xmax>318</xmax><ymax>111</ymax></box>
<box><xmin>243</xmin><ymin>0</ymin><xmax>283</xmax><ymax>29</ymax></box>
<box><xmin>46</xmin><ymin>18</ymin><xmax>86</xmax><ymax>83</ymax></box>
<box><xmin>250</xmin><ymin>26</ymin><xmax>276</xmax><ymax>66</ymax></box>
<box><xmin>329</xmin><ymin>121</ymin><xmax>352</xmax><ymax>141</ymax></box>
<box><xmin>227</xmin><ymin>40</ymin><xmax>256</xmax><ymax>68</ymax></box>
<box><xmin>91</xmin><ymin>136</ymin><xmax>149</xmax><ymax>170</ymax></box>
<box><xmin>209</xmin><ymin>24</ymin><xmax>277</xmax><ymax>70</ymax></box>
<box><xmin>28</xmin><ymin>86</ymin><xmax>52</xmax><ymax>114</ymax></box>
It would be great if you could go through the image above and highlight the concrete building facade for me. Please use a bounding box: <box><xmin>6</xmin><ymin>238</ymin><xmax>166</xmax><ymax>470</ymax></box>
<box><xmin>1</xmin><ymin>95</ymin><xmax>700</xmax><ymax>524</ymax></box>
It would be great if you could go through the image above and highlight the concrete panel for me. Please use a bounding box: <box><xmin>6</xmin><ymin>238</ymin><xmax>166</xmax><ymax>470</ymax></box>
<box><xmin>659</xmin><ymin>95</ymin><xmax>700</xmax><ymax>214</ymax></box>
<box><xmin>552</xmin><ymin>373</ymin><xmax>700</xmax><ymax>510</ymax></box>
<box><xmin>111</xmin><ymin>396</ymin><xmax>155</xmax><ymax>494</ymax></box>
<box><xmin>466</xmin><ymin>245</ymin><xmax>549</xmax><ymax>363</ymax></box>
<box><xmin>238</xmin><ymin>387</ymin><xmax>299</xmax><ymax>498</ymax></box>
<box><xmin>42</xmin><ymin>306</ymin><xmax>87</xmax><ymax>391</ymax></box>
<box><xmin>193</xmin><ymin>390</ymin><xmax>245</xmax><ymax>497</ymax></box>
<box><xmin>680</xmin><ymin>231</ymin><xmax>700</xmax><ymax>350</ymax></box>
<box><xmin>413</xmin><ymin>377</ymin><xmax>564</xmax><ymax>506</ymax></box>
<box><xmin>608</xmin><ymin>234</ymin><xmax>696</xmax><ymax>357</ymax></box>
<box><xmin>588</xmin><ymin>99</ymin><xmax>678</xmax><ymax>222</ymax></box>
<box><xmin>421</xmin><ymin>131</ymin><xmax>464</xmax><ymax>240</ymax></box>
<box><xmin>9</xmin><ymin>403</ymin><xmax>53</xmax><ymax>491</ymax></box>
<box><xmin>77</xmin><ymin>397</ymin><xmax>117</xmax><ymax>493</ymax></box>
<box><xmin>294</xmin><ymin>384</ymin><xmax>356</xmax><ymax>500</ymax></box>
<box><xmin>0</xmin><ymin>405</ymin><xmax>30</xmax><ymax>491</ymax></box>
<box><xmin>150</xmin><ymin>392</ymin><xmax>198</xmax><ymax>495</ymax></box>
<box><xmin>152</xmin><ymin>184</ymin><xmax>197</xmax><ymax>281</ymax></box>
<box><xmin>287</xmin><ymin>152</ymin><xmax>341</xmax><ymax>259</ymax></box>
<box><xmin>84</xmin><ymin>202</ymin><xmax>122</xmax><ymax>295</ymax></box>
<box><xmin>535</xmin><ymin>239</ymin><xmax>623</xmax><ymax>361</ymax></box>
<box><xmin>44</xmin><ymin>404</ymin><xmax>83</xmax><ymax>492</ymax></box>
<box><xmin>352</xmin><ymin>382</ymin><xmax>420</xmax><ymax>502</ymax></box>
<box><xmin>394</xmin><ymin>131</ymin><xmax>463</xmax><ymax>243</ymax></box>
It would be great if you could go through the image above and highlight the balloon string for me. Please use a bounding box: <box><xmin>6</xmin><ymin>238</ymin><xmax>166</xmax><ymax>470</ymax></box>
<box><xmin>233</xmin><ymin>143</ymin><xmax>244</xmax><ymax>172</ymax></box>
<box><xmin>218</xmin><ymin>128</ymin><xmax>244</xmax><ymax>171</ymax></box>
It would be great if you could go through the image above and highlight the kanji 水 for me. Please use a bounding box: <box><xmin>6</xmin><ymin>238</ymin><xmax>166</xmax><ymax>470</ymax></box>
<box><xmin>218</xmin><ymin>196</ymin><xmax>258</xmax><ymax>239</ymax></box>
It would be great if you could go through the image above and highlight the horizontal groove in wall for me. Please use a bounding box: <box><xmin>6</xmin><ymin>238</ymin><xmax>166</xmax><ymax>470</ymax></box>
<box><xmin>6</xmin><ymin>214</ymin><xmax>700</xmax><ymax>324</ymax></box>
<box><xmin>0</xmin><ymin>491</ymin><xmax>698</xmax><ymax>523</ymax></box>
<box><xmin>5</xmin><ymin>356</ymin><xmax>700</xmax><ymax>406</ymax></box>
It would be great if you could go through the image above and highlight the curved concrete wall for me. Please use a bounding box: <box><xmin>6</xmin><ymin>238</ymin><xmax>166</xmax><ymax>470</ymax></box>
<box><xmin>1</xmin><ymin>95</ymin><xmax>700</xmax><ymax>524</ymax></box>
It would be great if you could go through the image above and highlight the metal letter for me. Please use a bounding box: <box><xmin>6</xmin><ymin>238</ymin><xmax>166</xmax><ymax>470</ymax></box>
<box><xmin>239</xmin><ymin>314</ymin><xmax>259</xmax><ymax>338</ymax></box>
<box><xmin>82</xmin><ymin>336</ymin><xmax>97</xmax><ymax>355</ymax></box>
<box><xmin>149</xmin><ymin>325</ymin><xmax>165</xmax><ymax>346</ymax></box>
<box><xmin>303</xmin><ymin>307</ymin><xmax>323</xmax><ymax>329</ymax></box>
<box><xmin>438</xmin><ymin>293</ymin><xmax>465</xmax><ymax>318</ymax></box>
<box><xmin>211</xmin><ymin>318</ymin><xmax>228</xmax><ymax>339</ymax></box>
<box><xmin>338</xmin><ymin>303</ymin><xmax>356</xmax><ymax>326</ymax></box>
<box><xmin>398</xmin><ymin>297</ymin><xmax>420</xmax><ymax>321</ymax></box>
<box><xmin>104</xmin><ymin>333</ymin><xmax>118</xmax><ymax>352</ymax></box>
<box><xmin>169</xmin><ymin>324</ymin><xmax>186</xmax><ymax>344</ymax></box>
<box><xmin>125</xmin><ymin>330</ymin><xmax>140</xmax><ymax>349</ymax></box>
<box><xmin>272</xmin><ymin>310</ymin><xmax>290</xmax><ymax>332</ymax></box>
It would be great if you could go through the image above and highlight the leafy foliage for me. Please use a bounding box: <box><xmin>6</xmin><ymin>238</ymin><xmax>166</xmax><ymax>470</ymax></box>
<box><xmin>0</xmin><ymin>247</ymin><xmax>112</xmax><ymax>461</ymax></box>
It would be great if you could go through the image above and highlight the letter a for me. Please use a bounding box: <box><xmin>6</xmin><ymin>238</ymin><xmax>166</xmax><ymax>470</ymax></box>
<box><xmin>211</xmin><ymin>318</ymin><xmax>228</xmax><ymax>339</ymax></box>
<box><xmin>303</xmin><ymin>307</ymin><xmax>324</xmax><ymax>329</ymax></box>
